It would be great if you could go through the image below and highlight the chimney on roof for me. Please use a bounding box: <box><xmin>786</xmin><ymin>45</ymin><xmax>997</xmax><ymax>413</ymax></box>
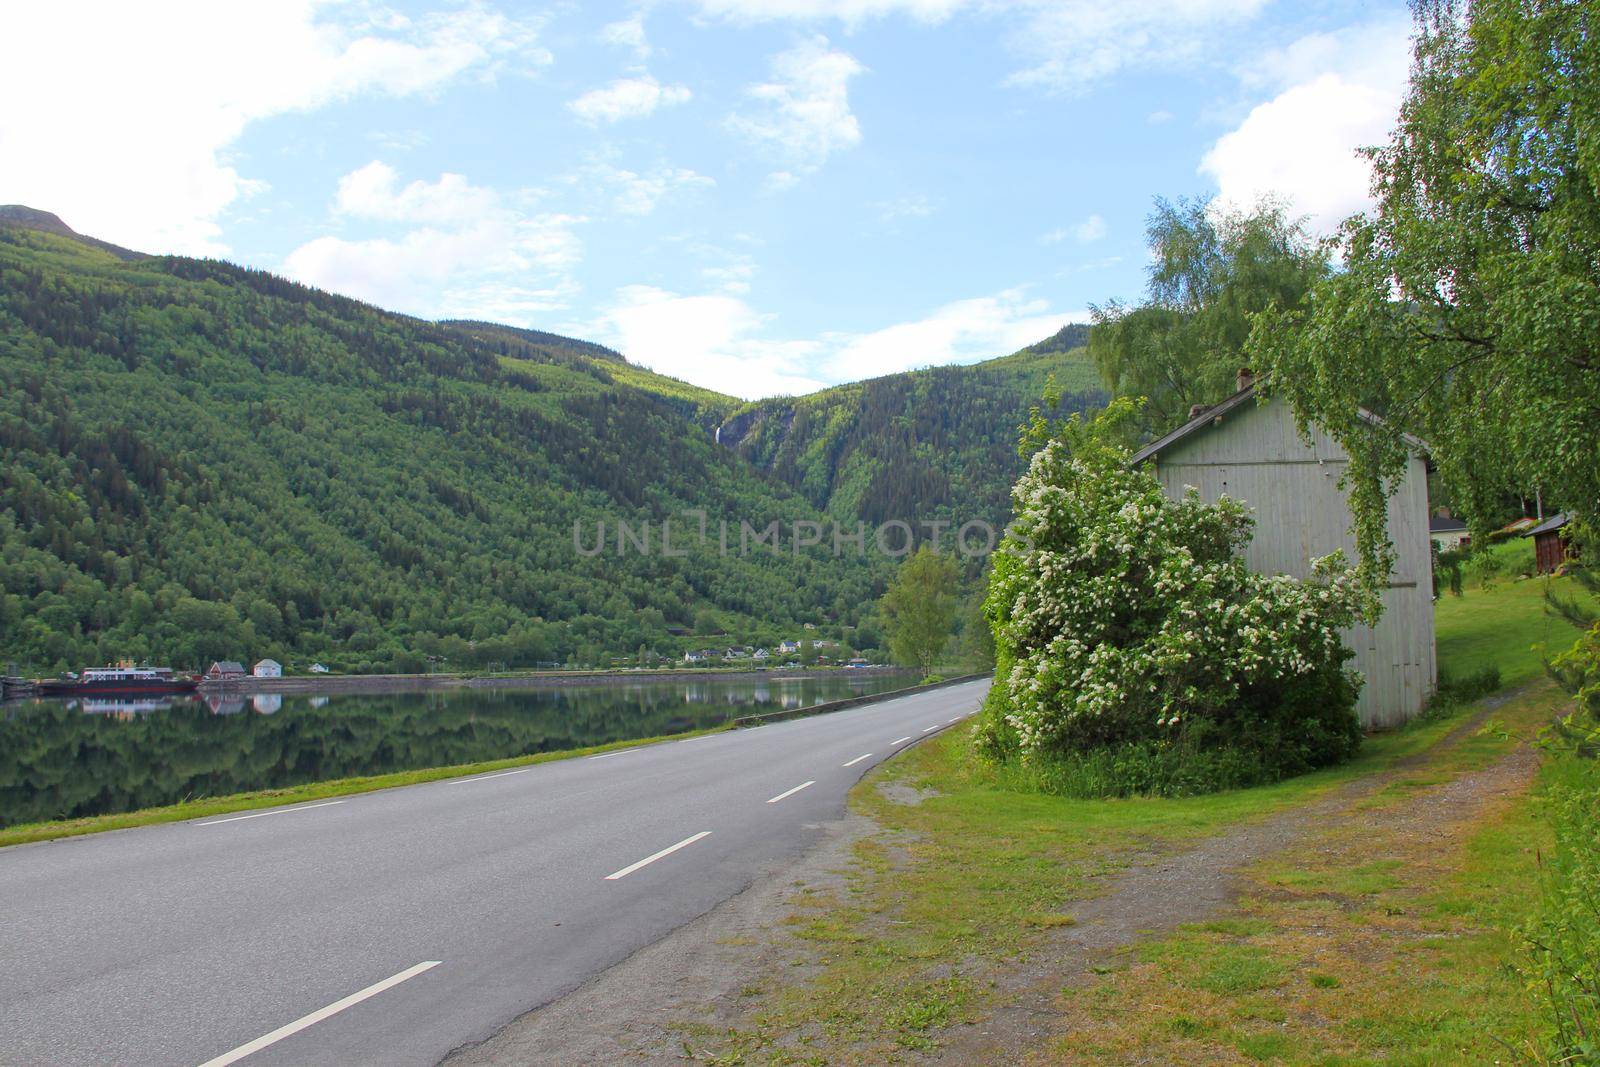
<box><xmin>1236</xmin><ymin>367</ymin><xmax>1255</xmax><ymax>392</ymax></box>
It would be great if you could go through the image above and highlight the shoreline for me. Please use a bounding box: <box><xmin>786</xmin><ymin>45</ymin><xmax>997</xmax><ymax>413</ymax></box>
<box><xmin>195</xmin><ymin>664</ymin><xmax>911</xmax><ymax>696</ymax></box>
<box><xmin>0</xmin><ymin>671</ymin><xmax>977</xmax><ymax>849</ymax></box>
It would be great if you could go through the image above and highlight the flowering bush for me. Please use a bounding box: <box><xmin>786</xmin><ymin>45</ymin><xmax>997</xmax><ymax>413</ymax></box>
<box><xmin>979</xmin><ymin>401</ymin><xmax>1369</xmax><ymax>794</ymax></box>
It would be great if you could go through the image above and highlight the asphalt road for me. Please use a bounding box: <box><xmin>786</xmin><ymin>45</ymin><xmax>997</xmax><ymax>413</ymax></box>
<box><xmin>0</xmin><ymin>678</ymin><xmax>990</xmax><ymax>1067</ymax></box>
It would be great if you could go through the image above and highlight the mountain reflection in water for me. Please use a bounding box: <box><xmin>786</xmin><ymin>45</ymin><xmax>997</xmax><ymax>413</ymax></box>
<box><xmin>0</xmin><ymin>673</ymin><xmax>909</xmax><ymax>827</ymax></box>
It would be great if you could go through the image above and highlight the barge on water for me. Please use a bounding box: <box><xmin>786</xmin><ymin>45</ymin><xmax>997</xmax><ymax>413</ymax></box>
<box><xmin>39</xmin><ymin>665</ymin><xmax>198</xmax><ymax>697</ymax></box>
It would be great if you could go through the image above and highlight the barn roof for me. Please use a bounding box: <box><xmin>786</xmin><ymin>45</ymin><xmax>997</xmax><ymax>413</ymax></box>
<box><xmin>1524</xmin><ymin>512</ymin><xmax>1569</xmax><ymax>537</ymax></box>
<box><xmin>1128</xmin><ymin>378</ymin><xmax>1428</xmax><ymax>467</ymax></box>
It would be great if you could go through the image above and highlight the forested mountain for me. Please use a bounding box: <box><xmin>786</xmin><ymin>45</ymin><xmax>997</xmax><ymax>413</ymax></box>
<box><xmin>0</xmin><ymin>210</ymin><xmax>1107</xmax><ymax>675</ymax></box>
<box><xmin>716</xmin><ymin>324</ymin><xmax>1103</xmax><ymax>532</ymax></box>
<box><xmin>0</xmin><ymin>222</ymin><xmax>888</xmax><ymax>673</ymax></box>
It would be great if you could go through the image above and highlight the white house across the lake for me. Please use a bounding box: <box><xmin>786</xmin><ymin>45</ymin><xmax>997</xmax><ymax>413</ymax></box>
<box><xmin>1132</xmin><ymin>373</ymin><xmax>1436</xmax><ymax>729</ymax></box>
<box><xmin>252</xmin><ymin>659</ymin><xmax>282</xmax><ymax>678</ymax></box>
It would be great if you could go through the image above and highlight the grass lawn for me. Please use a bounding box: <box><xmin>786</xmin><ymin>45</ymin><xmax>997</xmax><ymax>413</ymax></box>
<box><xmin>671</xmin><ymin>560</ymin><xmax>1592</xmax><ymax>1064</ymax></box>
<box><xmin>1434</xmin><ymin>538</ymin><xmax>1593</xmax><ymax>686</ymax></box>
<box><xmin>1043</xmin><ymin>684</ymin><xmax>1563</xmax><ymax>1065</ymax></box>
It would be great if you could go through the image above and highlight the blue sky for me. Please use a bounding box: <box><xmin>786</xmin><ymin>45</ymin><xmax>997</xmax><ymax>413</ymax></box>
<box><xmin>2</xmin><ymin>1</ymin><xmax>1412</xmax><ymax>398</ymax></box>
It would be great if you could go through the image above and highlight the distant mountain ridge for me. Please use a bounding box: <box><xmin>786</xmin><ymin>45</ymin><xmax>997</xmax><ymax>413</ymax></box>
<box><xmin>439</xmin><ymin>319</ymin><xmax>628</xmax><ymax>364</ymax></box>
<box><xmin>0</xmin><ymin>214</ymin><xmax>883</xmax><ymax>673</ymax></box>
<box><xmin>0</xmin><ymin>205</ymin><xmax>145</xmax><ymax>262</ymax></box>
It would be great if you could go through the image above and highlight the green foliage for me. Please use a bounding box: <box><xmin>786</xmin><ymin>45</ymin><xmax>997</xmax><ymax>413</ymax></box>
<box><xmin>980</xmin><ymin>399</ymin><xmax>1367</xmax><ymax>795</ymax></box>
<box><xmin>1090</xmin><ymin>197</ymin><xmax>1328</xmax><ymax>437</ymax></box>
<box><xmin>880</xmin><ymin>545</ymin><xmax>959</xmax><ymax>676</ymax></box>
<box><xmin>0</xmin><ymin>225</ymin><xmax>887</xmax><ymax>672</ymax></box>
<box><xmin>1250</xmin><ymin>0</ymin><xmax>1600</xmax><ymax>578</ymax></box>
<box><xmin>992</xmin><ymin>737</ymin><xmax>1272</xmax><ymax>799</ymax></box>
<box><xmin>1525</xmin><ymin>756</ymin><xmax>1600</xmax><ymax>1063</ymax></box>
<box><xmin>1545</xmin><ymin>623</ymin><xmax>1600</xmax><ymax>756</ymax></box>
<box><xmin>1433</xmin><ymin>541</ymin><xmax>1467</xmax><ymax>598</ymax></box>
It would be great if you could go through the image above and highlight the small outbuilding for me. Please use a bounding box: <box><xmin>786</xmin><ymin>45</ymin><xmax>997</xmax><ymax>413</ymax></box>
<box><xmin>252</xmin><ymin>659</ymin><xmax>283</xmax><ymax>678</ymax></box>
<box><xmin>309</xmin><ymin>663</ymin><xmax>330</xmax><ymax>674</ymax></box>
<box><xmin>1525</xmin><ymin>512</ymin><xmax>1571</xmax><ymax>575</ymax></box>
<box><xmin>204</xmin><ymin>660</ymin><xmax>247</xmax><ymax>683</ymax></box>
<box><xmin>1429</xmin><ymin>513</ymin><xmax>1470</xmax><ymax>551</ymax></box>
<box><xmin>1131</xmin><ymin>372</ymin><xmax>1437</xmax><ymax>729</ymax></box>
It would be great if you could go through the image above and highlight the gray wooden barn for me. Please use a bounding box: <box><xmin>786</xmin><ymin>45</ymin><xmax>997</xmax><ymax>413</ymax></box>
<box><xmin>1131</xmin><ymin>374</ymin><xmax>1436</xmax><ymax>729</ymax></box>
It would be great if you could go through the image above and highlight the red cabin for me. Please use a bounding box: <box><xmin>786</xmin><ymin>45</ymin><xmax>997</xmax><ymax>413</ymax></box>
<box><xmin>1524</xmin><ymin>512</ymin><xmax>1571</xmax><ymax>575</ymax></box>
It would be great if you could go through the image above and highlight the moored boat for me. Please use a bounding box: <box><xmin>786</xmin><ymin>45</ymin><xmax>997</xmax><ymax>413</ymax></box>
<box><xmin>39</xmin><ymin>665</ymin><xmax>198</xmax><ymax>697</ymax></box>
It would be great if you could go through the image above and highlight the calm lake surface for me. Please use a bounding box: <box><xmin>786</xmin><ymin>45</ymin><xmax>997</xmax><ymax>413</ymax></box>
<box><xmin>0</xmin><ymin>673</ymin><xmax>912</xmax><ymax>828</ymax></box>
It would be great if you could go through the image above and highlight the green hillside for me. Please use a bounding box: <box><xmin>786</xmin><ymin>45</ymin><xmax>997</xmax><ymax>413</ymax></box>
<box><xmin>0</xmin><ymin>223</ymin><xmax>885</xmax><ymax>674</ymax></box>
<box><xmin>716</xmin><ymin>324</ymin><xmax>1104</xmax><ymax>530</ymax></box>
<box><xmin>439</xmin><ymin>320</ymin><xmax>741</xmax><ymax>428</ymax></box>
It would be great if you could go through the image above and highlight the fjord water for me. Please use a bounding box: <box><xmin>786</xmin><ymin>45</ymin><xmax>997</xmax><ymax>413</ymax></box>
<box><xmin>0</xmin><ymin>673</ymin><xmax>910</xmax><ymax>828</ymax></box>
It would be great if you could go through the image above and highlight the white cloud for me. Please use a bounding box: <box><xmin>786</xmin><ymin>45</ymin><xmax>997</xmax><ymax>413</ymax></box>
<box><xmin>877</xmin><ymin>193</ymin><xmax>937</xmax><ymax>221</ymax></box>
<box><xmin>692</xmin><ymin>1</ymin><xmax>1267</xmax><ymax>94</ymax></box>
<box><xmin>1147</xmin><ymin>109</ymin><xmax>1174</xmax><ymax>124</ymax></box>
<box><xmin>600</xmin><ymin>13</ymin><xmax>652</xmax><ymax>57</ymax></box>
<box><xmin>334</xmin><ymin>161</ymin><xmax>501</xmax><ymax>225</ymax></box>
<box><xmin>1200</xmin><ymin>18</ymin><xmax>1412</xmax><ymax>233</ymax></box>
<box><xmin>590</xmin><ymin>286</ymin><xmax>830</xmax><ymax>397</ymax></box>
<box><xmin>283</xmin><ymin>164</ymin><xmax>582</xmax><ymax>321</ymax></box>
<box><xmin>728</xmin><ymin>37</ymin><xmax>864</xmax><ymax>184</ymax></box>
<box><xmin>569</xmin><ymin>75</ymin><xmax>692</xmax><ymax>124</ymax></box>
<box><xmin>585</xmin><ymin>163</ymin><xmax>716</xmax><ymax>215</ymax></box>
<box><xmin>817</xmin><ymin>288</ymin><xmax>1071</xmax><ymax>380</ymax></box>
<box><xmin>702</xmin><ymin>261</ymin><xmax>757</xmax><ymax>294</ymax></box>
<box><xmin>1040</xmin><ymin>214</ymin><xmax>1106</xmax><ymax>245</ymax></box>
<box><xmin>585</xmin><ymin>283</ymin><xmax>1079</xmax><ymax>398</ymax></box>
<box><xmin>1002</xmin><ymin>0</ymin><xmax>1268</xmax><ymax>93</ymax></box>
<box><xmin>693</xmin><ymin>0</ymin><xmax>964</xmax><ymax>22</ymax></box>
<box><xmin>0</xmin><ymin>2</ymin><xmax>544</xmax><ymax>255</ymax></box>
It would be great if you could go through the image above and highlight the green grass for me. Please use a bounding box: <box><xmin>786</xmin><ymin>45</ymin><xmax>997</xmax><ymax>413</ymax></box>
<box><xmin>1434</xmin><ymin>540</ymin><xmax>1594</xmax><ymax>686</ymax></box>
<box><xmin>1047</xmin><ymin>683</ymin><xmax>1560</xmax><ymax>1064</ymax></box>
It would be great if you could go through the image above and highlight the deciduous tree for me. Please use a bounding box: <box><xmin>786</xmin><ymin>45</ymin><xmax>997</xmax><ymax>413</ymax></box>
<box><xmin>1252</xmin><ymin>0</ymin><xmax>1600</xmax><ymax>572</ymax></box>
<box><xmin>1092</xmin><ymin>198</ymin><xmax>1328</xmax><ymax>437</ymax></box>
<box><xmin>880</xmin><ymin>545</ymin><xmax>959</xmax><ymax>677</ymax></box>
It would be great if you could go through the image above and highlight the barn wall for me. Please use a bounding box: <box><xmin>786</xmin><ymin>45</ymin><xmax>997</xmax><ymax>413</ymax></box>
<box><xmin>1151</xmin><ymin>397</ymin><xmax>1436</xmax><ymax>728</ymax></box>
